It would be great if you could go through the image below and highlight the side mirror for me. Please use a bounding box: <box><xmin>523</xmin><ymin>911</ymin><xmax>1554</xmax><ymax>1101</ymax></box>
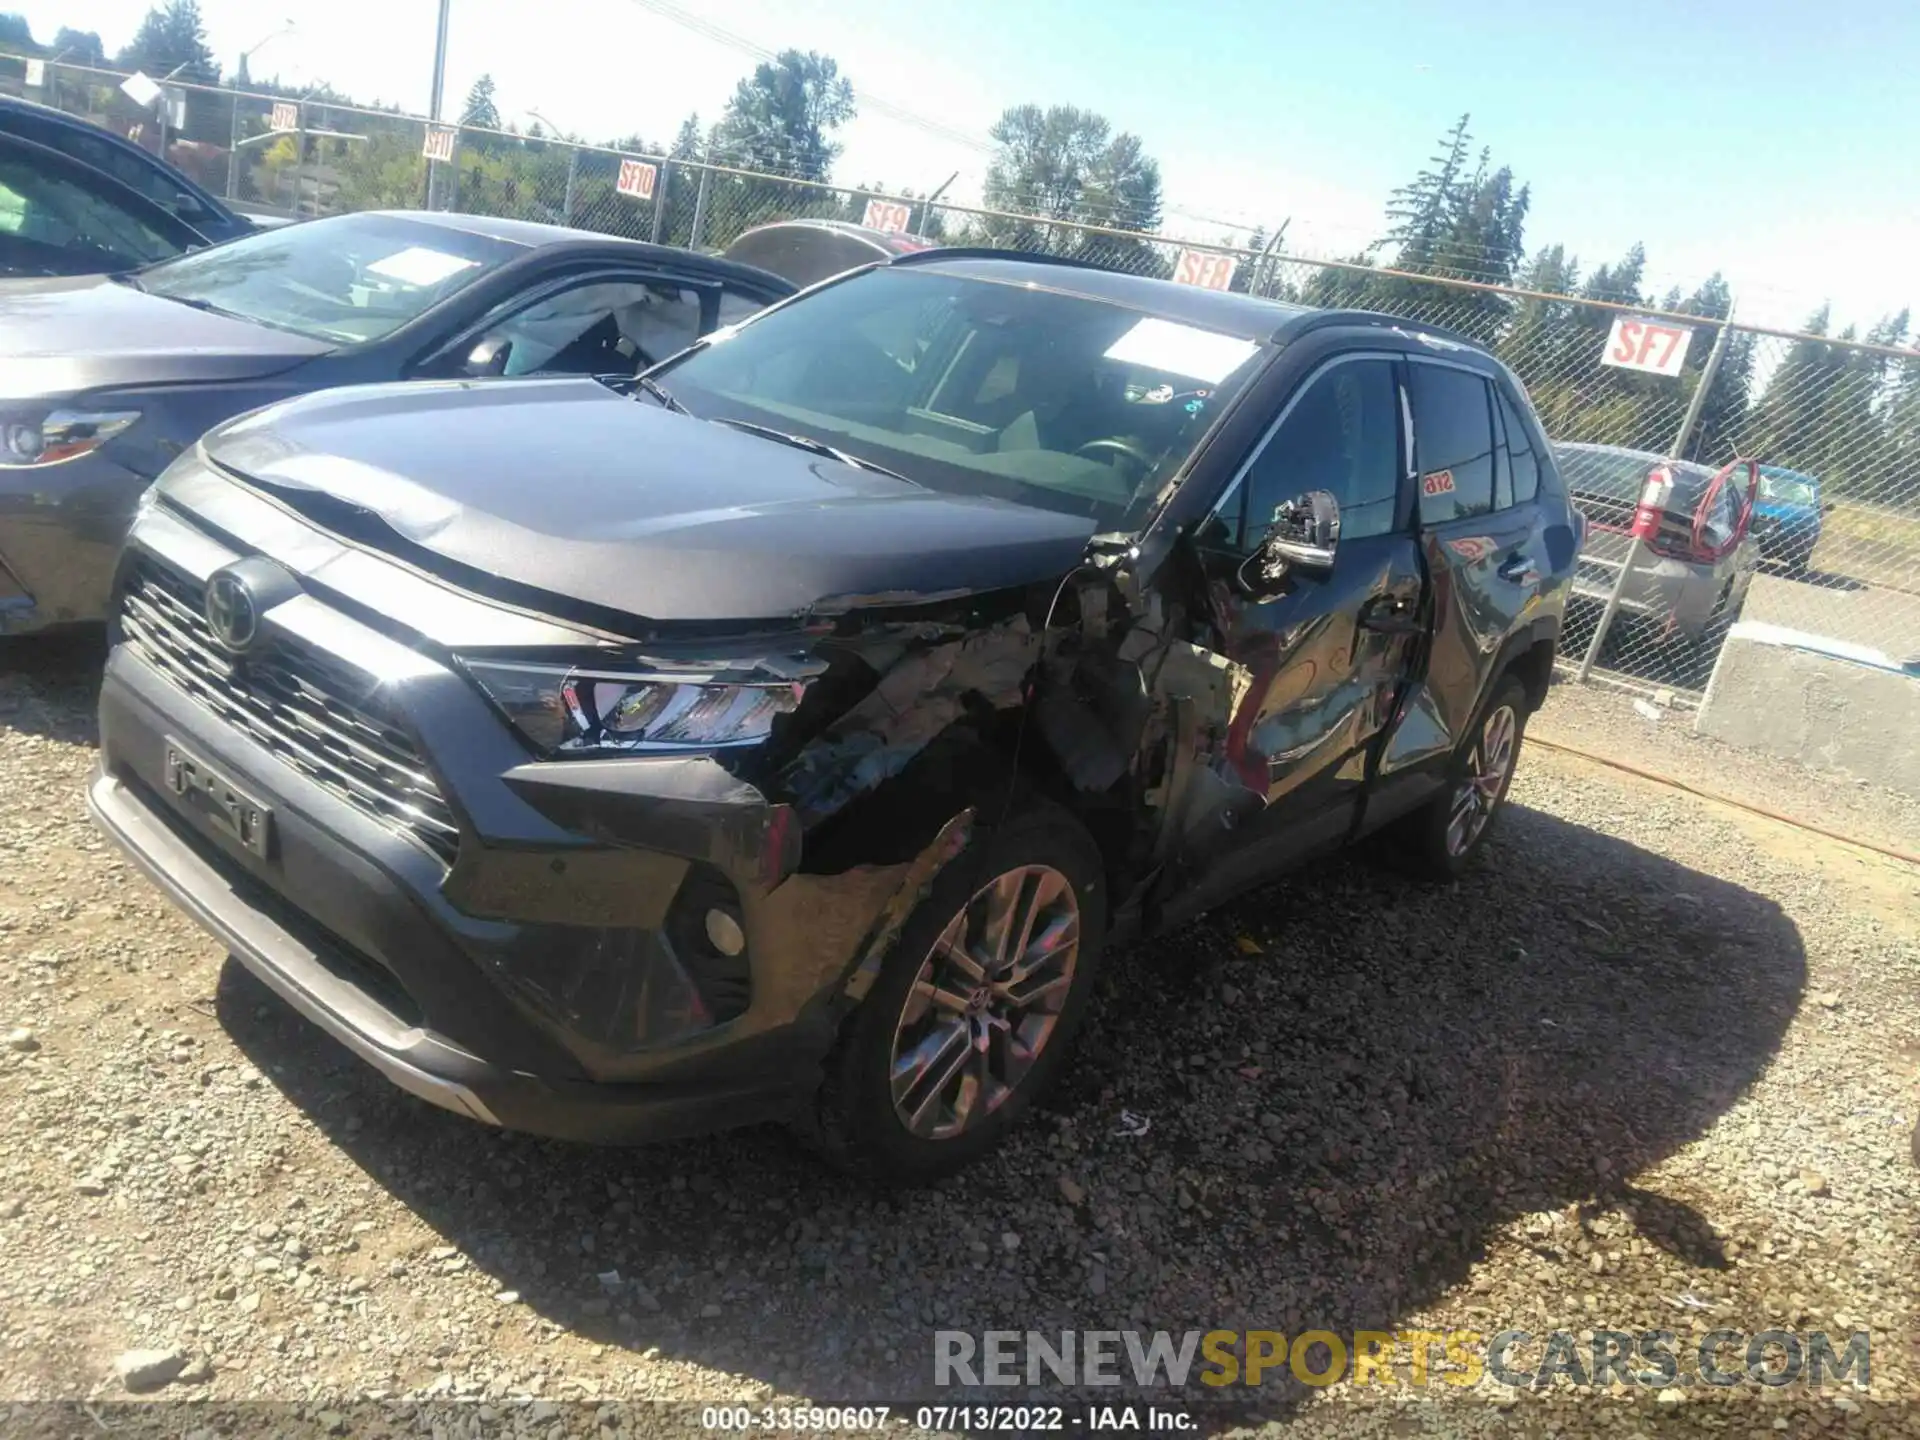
<box><xmin>1239</xmin><ymin>490</ymin><xmax>1340</xmax><ymax>595</ymax></box>
<box><xmin>463</xmin><ymin>337</ymin><xmax>513</xmax><ymax>377</ymax></box>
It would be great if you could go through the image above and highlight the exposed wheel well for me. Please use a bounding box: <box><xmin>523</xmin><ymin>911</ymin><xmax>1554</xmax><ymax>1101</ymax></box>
<box><xmin>1505</xmin><ymin>634</ymin><xmax>1558</xmax><ymax>714</ymax></box>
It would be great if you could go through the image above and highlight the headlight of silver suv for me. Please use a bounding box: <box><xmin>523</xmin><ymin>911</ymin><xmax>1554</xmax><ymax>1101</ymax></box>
<box><xmin>0</xmin><ymin>408</ymin><xmax>141</xmax><ymax>467</ymax></box>
<box><xmin>463</xmin><ymin>659</ymin><xmax>807</xmax><ymax>755</ymax></box>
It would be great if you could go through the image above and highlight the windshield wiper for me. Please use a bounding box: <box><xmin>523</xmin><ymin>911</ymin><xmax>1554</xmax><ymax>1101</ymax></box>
<box><xmin>709</xmin><ymin>417</ymin><xmax>914</xmax><ymax>483</ymax></box>
<box><xmin>633</xmin><ymin>375</ymin><xmax>690</xmax><ymax>414</ymax></box>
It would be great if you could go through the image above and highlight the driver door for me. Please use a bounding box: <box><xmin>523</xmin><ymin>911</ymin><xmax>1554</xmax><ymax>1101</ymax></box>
<box><xmin>1175</xmin><ymin>354</ymin><xmax>1424</xmax><ymax>907</ymax></box>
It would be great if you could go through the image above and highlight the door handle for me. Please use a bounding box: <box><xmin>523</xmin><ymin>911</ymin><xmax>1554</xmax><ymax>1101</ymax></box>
<box><xmin>1359</xmin><ymin>594</ymin><xmax>1421</xmax><ymax>634</ymax></box>
<box><xmin>1498</xmin><ymin>552</ymin><xmax>1540</xmax><ymax>584</ymax></box>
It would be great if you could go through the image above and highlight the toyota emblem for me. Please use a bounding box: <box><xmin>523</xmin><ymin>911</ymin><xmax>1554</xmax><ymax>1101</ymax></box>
<box><xmin>204</xmin><ymin>568</ymin><xmax>260</xmax><ymax>652</ymax></box>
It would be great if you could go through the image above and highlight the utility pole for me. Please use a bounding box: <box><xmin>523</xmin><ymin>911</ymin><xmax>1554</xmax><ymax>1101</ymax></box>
<box><xmin>426</xmin><ymin>0</ymin><xmax>452</xmax><ymax>208</ymax></box>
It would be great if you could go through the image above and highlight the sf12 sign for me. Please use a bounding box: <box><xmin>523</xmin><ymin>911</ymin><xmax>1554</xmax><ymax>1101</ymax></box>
<box><xmin>422</xmin><ymin>127</ymin><xmax>458</xmax><ymax>163</ymax></box>
<box><xmin>616</xmin><ymin>158</ymin><xmax>658</xmax><ymax>201</ymax></box>
<box><xmin>269</xmin><ymin>102</ymin><xmax>299</xmax><ymax>133</ymax></box>
<box><xmin>1173</xmin><ymin>249</ymin><xmax>1238</xmax><ymax>291</ymax></box>
<box><xmin>1602</xmin><ymin>315</ymin><xmax>1695</xmax><ymax>377</ymax></box>
<box><xmin>861</xmin><ymin>198</ymin><xmax>913</xmax><ymax>235</ymax></box>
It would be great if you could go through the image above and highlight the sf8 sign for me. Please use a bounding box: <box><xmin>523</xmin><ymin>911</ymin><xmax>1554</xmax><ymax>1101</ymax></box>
<box><xmin>1173</xmin><ymin>249</ymin><xmax>1238</xmax><ymax>291</ymax></box>
<box><xmin>1602</xmin><ymin>316</ymin><xmax>1695</xmax><ymax>377</ymax></box>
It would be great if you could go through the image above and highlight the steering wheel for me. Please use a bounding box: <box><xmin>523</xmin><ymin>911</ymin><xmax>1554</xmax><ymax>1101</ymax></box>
<box><xmin>1075</xmin><ymin>437</ymin><xmax>1156</xmax><ymax>472</ymax></box>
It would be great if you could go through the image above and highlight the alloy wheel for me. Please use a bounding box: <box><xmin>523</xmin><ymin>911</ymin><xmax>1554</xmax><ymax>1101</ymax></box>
<box><xmin>888</xmin><ymin>864</ymin><xmax>1081</xmax><ymax>1141</ymax></box>
<box><xmin>1446</xmin><ymin>703</ymin><xmax>1518</xmax><ymax>857</ymax></box>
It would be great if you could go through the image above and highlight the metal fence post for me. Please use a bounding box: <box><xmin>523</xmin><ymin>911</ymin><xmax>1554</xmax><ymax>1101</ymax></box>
<box><xmin>689</xmin><ymin>159</ymin><xmax>712</xmax><ymax>249</ymax></box>
<box><xmin>292</xmin><ymin>101</ymin><xmax>308</xmax><ymax>217</ymax></box>
<box><xmin>225</xmin><ymin>81</ymin><xmax>242</xmax><ymax>201</ymax></box>
<box><xmin>1575</xmin><ymin>309</ymin><xmax>1738</xmax><ymax>682</ymax></box>
<box><xmin>649</xmin><ymin>160</ymin><xmax>670</xmax><ymax>244</ymax></box>
<box><xmin>561</xmin><ymin>146</ymin><xmax>577</xmax><ymax>225</ymax></box>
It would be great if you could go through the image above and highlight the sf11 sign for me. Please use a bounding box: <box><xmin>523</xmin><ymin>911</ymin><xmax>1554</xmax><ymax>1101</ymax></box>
<box><xmin>422</xmin><ymin>127</ymin><xmax>458</xmax><ymax>163</ymax></box>
<box><xmin>616</xmin><ymin>158</ymin><xmax>658</xmax><ymax>201</ymax></box>
<box><xmin>1173</xmin><ymin>249</ymin><xmax>1238</xmax><ymax>291</ymax></box>
<box><xmin>1602</xmin><ymin>316</ymin><xmax>1695</xmax><ymax>377</ymax></box>
<box><xmin>862</xmin><ymin>198</ymin><xmax>913</xmax><ymax>235</ymax></box>
<box><xmin>269</xmin><ymin>102</ymin><xmax>299</xmax><ymax>133</ymax></box>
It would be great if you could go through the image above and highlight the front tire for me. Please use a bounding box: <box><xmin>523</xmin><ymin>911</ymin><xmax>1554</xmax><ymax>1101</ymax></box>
<box><xmin>807</xmin><ymin>802</ymin><xmax>1107</xmax><ymax>1184</ymax></box>
<box><xmin>1389</xmin><ymin>676</ymin><xmax>1529</xmax><ymax>880</ymax></box>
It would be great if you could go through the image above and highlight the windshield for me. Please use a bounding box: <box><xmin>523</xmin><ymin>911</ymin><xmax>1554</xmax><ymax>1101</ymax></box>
<box><xmin>136</xmin><ymin>212</ymin><xmax>521</xmax><ymax>344</ymax></box>
<box><xmin>1758</xmin><ymin>467</ymin><xmax>1818</xmax><ymax>504</ymax></box>
<box><xmin>656</xmin><ymin>267</ymin><xmax>1267</xmax><ymax>525</ymax></box>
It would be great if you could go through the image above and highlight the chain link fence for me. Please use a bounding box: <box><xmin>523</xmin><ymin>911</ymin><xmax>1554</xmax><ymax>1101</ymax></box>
<box><xmin>7</xmin><ymin>54</ymin><xmax>1917</xmax><ymax>703</ymax></box>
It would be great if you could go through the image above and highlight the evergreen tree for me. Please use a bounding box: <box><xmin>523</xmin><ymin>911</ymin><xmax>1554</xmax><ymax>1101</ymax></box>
<box><xmin>115</xmin><ymin>0</ymin><xmax>218</xmax><ymax>83</ymax></box>
<box><xmin>460</xmin><ymin>74</ymin><xmax>501</xmax><ymax>131</ymax></box>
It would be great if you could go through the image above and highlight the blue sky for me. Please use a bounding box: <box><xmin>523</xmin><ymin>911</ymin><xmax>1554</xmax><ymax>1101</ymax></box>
<box><xmin>14</xmin><ymin>0</ymin><xmax>1916</xmax><ymax>332</ymax></box>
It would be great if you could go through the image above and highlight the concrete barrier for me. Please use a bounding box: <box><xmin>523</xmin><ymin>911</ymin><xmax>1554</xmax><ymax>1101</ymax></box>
<box><xmin>1695</xmin><ymin>622</ymin><xmax>1920</xmax><ymax>797</ymax></box>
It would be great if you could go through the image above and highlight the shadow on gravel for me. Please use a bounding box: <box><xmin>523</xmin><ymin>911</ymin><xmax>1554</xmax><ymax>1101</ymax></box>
<box><xmin>0</xmin><ymin>628</ymin><xmax>104</xmax><ymax>745</ymax></box>
<box><xmin>217</xmin><ymin>801</ymin><xmax>1804</xmax><ymax>1430</ymax></box>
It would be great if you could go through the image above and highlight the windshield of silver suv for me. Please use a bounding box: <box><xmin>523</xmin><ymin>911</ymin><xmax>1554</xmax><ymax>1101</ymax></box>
<box><xmin>133</xmin><ymin>212</ymin><xmax>523</xmax><ymax>344</ymax></box>
<box><xmin>655</xmin><ymin>266</ymin><xmax>1268</xmax><ymax>524</ymax></box>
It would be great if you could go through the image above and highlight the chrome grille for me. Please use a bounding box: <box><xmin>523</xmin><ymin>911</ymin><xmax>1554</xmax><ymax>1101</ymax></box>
<box><xmin>119</xmin><ymin>555</ymin><xmax>460</xmax><ymax>866</ymax></box>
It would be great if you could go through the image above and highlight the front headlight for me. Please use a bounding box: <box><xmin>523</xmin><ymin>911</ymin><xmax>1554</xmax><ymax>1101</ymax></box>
<box><xmin>464</xmin><ymin>659</ymin><xmax>807</xmax><ymax>756</ymax></box>
<box><xmin>0</xmin><ymin>408</ymin><xmax>141</xmax><ymax>468</ymax></box>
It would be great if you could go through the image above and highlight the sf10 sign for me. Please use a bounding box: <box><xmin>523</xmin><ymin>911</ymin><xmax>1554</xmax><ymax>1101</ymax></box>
<box><xmin>1173</xmin><ymin>249</ymin><xmax>1238</xmax><ymax>291</ymax></box>
<box><xmin>1602</xmin><ymin>315</ymin><xmax>1695</xmax><ymax>377</ymax></box>
<box><xmin>422</xmin><ymin>127</ymin><xmax>458</xmax><ymax>163</ymax></box>
<box><xmin>861</xmin><ymin>198</ymin><xmax>913</xmax><ymax>235</ymax></box>
<box><xmin>269</xmin><ymin>102</ymin><xmax>299</xmax><ymax>133</ymax></box>
<box><xmin>616</xmin><ymin>158</ymin><xmax>658</xmax><ymax>201</ymax></box>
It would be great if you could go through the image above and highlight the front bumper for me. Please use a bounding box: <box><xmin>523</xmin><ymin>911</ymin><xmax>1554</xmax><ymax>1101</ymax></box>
<box><xmin>86</xmin><ymin>491</ymin><xmax>932</xmax><ymax>1146</ymax></box>
<box><xmin>0</xmin><ymin>450</ymin><xmax>148</xmax><ymax>633</ymax></box>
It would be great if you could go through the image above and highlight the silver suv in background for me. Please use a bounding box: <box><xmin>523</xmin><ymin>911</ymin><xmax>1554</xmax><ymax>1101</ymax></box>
<box><xmin>1554</xmin><ymin>441</ymin><xmax>1759</xmax><ymax>651</ymax></box>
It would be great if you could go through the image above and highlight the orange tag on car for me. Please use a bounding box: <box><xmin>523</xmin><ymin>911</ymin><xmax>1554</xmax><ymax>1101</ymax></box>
<box><xmin>1422</xmin><ymin>469</ymin><xmax>1455</xmax><ymax>496</ymax></box>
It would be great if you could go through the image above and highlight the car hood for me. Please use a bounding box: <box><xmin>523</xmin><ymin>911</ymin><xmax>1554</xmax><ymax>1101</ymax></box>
<box><xmin>201</xmin><ymin>378</ymin><xmax>1101</xmax><ymax>623</ymax></box>
<box><xmin>0</xmin><ymin>274</ymin><xmax>331</xmax><ymax>397</ymax></box>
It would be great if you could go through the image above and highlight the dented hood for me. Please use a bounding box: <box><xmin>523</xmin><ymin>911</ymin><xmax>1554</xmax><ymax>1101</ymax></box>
<box><xmin>202</xmin><ymin>378</ymin><xmax>1099</xmax><ymax>621</ymax></box>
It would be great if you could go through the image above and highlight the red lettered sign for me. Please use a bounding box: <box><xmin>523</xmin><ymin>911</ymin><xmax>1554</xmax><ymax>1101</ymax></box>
<box><xmin>422</xmin><ymin>127</ymin><xmax>457</xmax><ymax>162</ymax></box>
<box><xmin>616</xmin><ymin>158</ymin><xmax>658</xmax><ymax>201</ymax></box>
<box><xmin>862</xmin><ymin>198</ymin><xmax>912</xmax><ymax>235</ymax></box>
<box><xmin>1602</xmin><ymin>316</ymin><xmax>1695</xmax><ymax>377</ymax></box>
<box><xmin>1422</xmin><ymin>469</ymin><xmax>1456</xmax><ymax>497</ymax></box>
<box><xmin>269</xmin><ymin>102</ymin><xmax>299</xmax><ymax>133</ymax></box>
<box><xmin>1173</xmin><ymin>249</ymin><xmax>1238</xmax><ymax>290</ymax></box>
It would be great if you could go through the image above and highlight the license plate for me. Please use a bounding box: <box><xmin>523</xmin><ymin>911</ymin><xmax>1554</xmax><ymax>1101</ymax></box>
<box><xmin>164</xmin><ymin>737</ymin><xmax>273</xmax><ymax>860</ymax></box>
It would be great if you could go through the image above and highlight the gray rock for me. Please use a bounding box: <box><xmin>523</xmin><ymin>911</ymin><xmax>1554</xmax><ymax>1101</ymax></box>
<box><xmin>115</xmin><ymin>1347</ymin><xmax>187</xmax><ymax>1392</ymax></box>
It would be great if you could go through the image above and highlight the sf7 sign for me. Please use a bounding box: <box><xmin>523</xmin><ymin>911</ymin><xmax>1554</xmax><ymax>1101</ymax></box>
<box><xmin>616</xmin><ymin>158</ymin><xmax>658</xmax><ymax>201</ymax></box>
<box><xmin>1602</xmin><ymin>316</ymin><xmax>1695</xmax><ymax>377</ymax></box>
<box><xmin>1173</xmin><ymin>249</ymin><xmax>1238</xmax><ymax>291</ymax></box>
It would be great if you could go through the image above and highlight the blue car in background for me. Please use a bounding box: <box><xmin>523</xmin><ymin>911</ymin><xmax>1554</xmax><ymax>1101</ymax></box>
<box><xmin>1753</xmin><ymin>465</ymin><xmax>1826</xmax><ymax>576</ymax></box>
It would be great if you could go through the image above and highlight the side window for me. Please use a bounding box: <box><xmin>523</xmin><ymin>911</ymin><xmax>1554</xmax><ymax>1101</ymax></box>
<box><xmin>717</xmin><ymin>287</ymin><xmax>768</xmax><ymax>330</ymax></box>
<box><xmin>1231</xmin><ymin>358</ymin><xmax>1402</xmax><ymax>549</ymax></box>
<box><xmin>1408</xmin><ymin>363</ymin><xmax>1496</xmax><ymax>523</ymax></box>
<box><xmin>1700</xmin><ymin>471</ymin><xmax>1742</xmax><ymax>552</ymax></box>
<box><xmin>474</xmin><ymin>279</ymin><xmax>706</xmax><ymax>376</ymax></box>
<box><xmin>0</xmin><ymin>153</ymin><xmax>183</xmax><ymax>269</ymax></box>
<box><xmin>1497</xmin><ymin>386</ymin><xmax>1542</xmax><ymax>504</ymax></box>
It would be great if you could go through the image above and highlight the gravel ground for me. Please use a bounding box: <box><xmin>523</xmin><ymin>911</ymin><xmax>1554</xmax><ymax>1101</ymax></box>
<box><xmin>2</xmin><ymin>635</ymin><xmax>1917</xmax><ymax>1436</ymax></box>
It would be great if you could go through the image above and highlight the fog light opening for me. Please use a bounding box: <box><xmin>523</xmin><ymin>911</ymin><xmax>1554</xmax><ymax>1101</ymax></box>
<box><xmin>704</xmin><ymin>906</ymin><xmax>747</xmax><ymax>957</ymax></box>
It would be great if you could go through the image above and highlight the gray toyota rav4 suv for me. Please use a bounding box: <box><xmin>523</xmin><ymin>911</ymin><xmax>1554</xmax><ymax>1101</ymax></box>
<box><xmin>89</xmin><ymin>252</ymin><xmax>1581</xmax><ymax>1182</ymax></box>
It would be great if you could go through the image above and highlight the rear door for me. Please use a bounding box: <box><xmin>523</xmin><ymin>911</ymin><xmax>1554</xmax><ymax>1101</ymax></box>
<box><xmin>1176</xmin><ymin>353</ymin><xmax>1424</xmax><ymax>901</ymax></box>
<box><xmin>1405</xmin><ymin>359</ymin><xmax>1548</xmax><ymax>751</ymax></box>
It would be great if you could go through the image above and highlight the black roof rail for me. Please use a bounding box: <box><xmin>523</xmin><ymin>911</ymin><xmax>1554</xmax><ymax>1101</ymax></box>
<box><xmin>1284</xmin><ymin>307</ymin><xmax>1490</xmax><ymax>353</ymax></box>
<box><xmin>886</xmin><ymin>245</ymin><xmax>1118</xmax><ymax>275</ymax></box>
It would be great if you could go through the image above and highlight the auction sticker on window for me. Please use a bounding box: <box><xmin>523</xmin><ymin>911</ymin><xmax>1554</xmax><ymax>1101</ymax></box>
<box><xmin>1422</xmin><ymin>469</ymin><xmax>1456</xmax><ymax>496</ymax></box>
<box><xmin>366</xmin><ymin>247</ymin><xmax>480</xmax><ymax>287</ymax></box>
<box><xmin>1601</xmin><ymin>315</ymin><xmax>1695</xmax><ymax>376</ymax></box>
<box><xmin>1103</xmin><ymin>318</ymin><xmax>1257</xmax><ymax>384</ymax></box>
